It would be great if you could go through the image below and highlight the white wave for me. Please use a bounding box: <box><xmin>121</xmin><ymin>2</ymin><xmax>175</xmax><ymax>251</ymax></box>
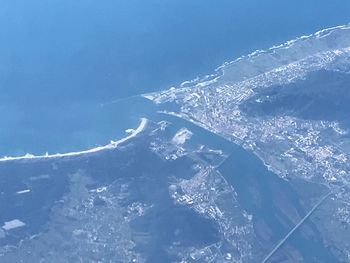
<box><xmin>16</xmin><ymin>189</ymin><xmax>31</xmax><ymax>194</ymax></box>
<box><xmin>143</xmin><ymin>22</ymin><xmax>350</xmax><ymax>102</ymax></box>
<box><xmin>2</xmin><ymin>219</ymin><xmax>26</xmax><ymax>231</ymax></box>
<box><xmin>0</xmin><ymin>118</ymin><xmax>148</xmax><ymax>163</ymax></box>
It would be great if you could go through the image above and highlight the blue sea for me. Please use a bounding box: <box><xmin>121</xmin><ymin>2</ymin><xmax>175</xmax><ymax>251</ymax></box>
<box><xmin>1</xmin><ymin>2</ymin><xmax>350</xmax><ymax>262</ymax></box>
<box><xmin>1</xmin><ymin>0</ymin><xmax>350</xmax><ymax>156</ymax></box>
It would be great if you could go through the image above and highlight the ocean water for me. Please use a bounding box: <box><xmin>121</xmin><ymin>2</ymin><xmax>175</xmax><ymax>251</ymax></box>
<box><xmin>1</xmin><ymin>3</ymin><xmax>350</xmax><ymax>261</ymax></box>
<box><xmin>1</xmin><ymin>0</ymin><xmax>350</xmax><ymax>156</ymax></box>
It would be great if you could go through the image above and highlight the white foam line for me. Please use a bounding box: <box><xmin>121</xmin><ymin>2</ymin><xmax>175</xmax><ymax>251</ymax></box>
<box><xmin>0</xmin><ymin>118</ymin><xmax>148</xmax><ymax>163</ymax></box>
<box><xmin>142</xmin><ymin>23</ymin><xmax>350</xmax><ymax>100</ymax></box>
<box><xmin>2</xmin><ymin>219</ymin><xmax>26</xmax><ymax>230</ymax></box>
<box><xmin>16</xmin><ymin>189</ymin><xmax>31</xmax><ymax>194</ymax></box>
<box><xmin>217</xmin><ymin>23</ymin><xmax>350</xmax><ymax>71</ymax></box>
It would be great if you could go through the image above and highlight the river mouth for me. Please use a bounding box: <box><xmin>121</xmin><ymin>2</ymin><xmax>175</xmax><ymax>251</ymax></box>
<box><xmin>2</xmin><ymin>1</ymin><xmax>350</xmax><ymax>158</ymax></box>
<box><xmin>2</xmin><ymin>2</ymin><xmax>350</xmax><ymax>261</ymax></box>
<box><xmin>0</xmin><ymin>112</ymin><xmax>340</xmax><ymax>262</ymax></box>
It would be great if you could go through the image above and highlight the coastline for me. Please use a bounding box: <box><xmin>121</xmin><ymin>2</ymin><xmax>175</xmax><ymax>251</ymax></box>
<box><xmin>143</xmin><ymin>22</ymin><xmax>350</xmax><ymax>101</ymax></box>
<box><xmin>0</xmin><ymin>118</ymin><xmax>148</xmax><ymax>163</ymax></box>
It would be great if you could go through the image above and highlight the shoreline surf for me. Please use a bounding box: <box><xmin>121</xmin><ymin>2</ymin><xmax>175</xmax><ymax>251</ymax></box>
<box><xmin>0</xmin><ymin>118</ymin><xmax>148</xmax><ymax>163</ymax></box>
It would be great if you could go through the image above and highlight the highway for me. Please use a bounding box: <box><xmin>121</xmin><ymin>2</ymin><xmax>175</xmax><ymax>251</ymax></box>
<box><xmin>261</xmin><ymin>191</ymin><xmax>332</xmax><ymax>263</ymax></box>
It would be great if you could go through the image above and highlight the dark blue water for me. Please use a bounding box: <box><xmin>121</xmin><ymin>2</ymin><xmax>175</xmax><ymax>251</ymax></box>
<box><xmin>1</xmin><ymin>0</ymin><xmax>350</xmax><ymax>156</ymax></box>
